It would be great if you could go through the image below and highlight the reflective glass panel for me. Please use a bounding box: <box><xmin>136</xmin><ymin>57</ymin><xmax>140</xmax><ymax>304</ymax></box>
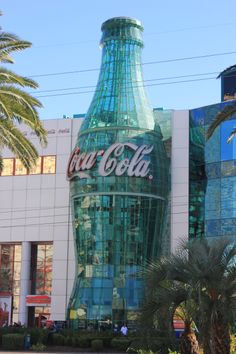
<box><xmin>29</xmin><ymin>157</ymin><xmax>42</xmax><ymax>175</ymax></box>
<box><xmin>15</xmin><ymin>159</ymin><xmax>27</xmax><ymax>175</ymax></box>
<box><xmin>43</xmin><ymin>156</ymin><xmax>56</xmax><ymax>174</ymax></box>
<box><xmin>189</xmin><ymin>100</ymin><xmax>236</xmax><ymax>240</ymax></box>
<box><xmin>1</xmin><ymin>159</ymin><xmax>14</xmax><ymax>176</ymax></box>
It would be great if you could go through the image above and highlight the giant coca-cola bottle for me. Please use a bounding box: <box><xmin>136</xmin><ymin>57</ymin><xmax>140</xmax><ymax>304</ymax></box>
<box><xmin>67</xmin><ymin>17</ymin><xmax>168</xmax><ymax>329</ymax></box>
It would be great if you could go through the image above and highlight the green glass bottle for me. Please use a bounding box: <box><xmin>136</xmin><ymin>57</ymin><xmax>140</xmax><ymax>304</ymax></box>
<box><xmin>67</xmin><ymin>17</ymin><xmax>168</xmax><ymax>329</ymax></box>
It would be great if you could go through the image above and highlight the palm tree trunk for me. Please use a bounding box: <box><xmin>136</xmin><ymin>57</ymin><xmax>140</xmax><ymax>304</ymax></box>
<box><xmin>202</xmin><ymin>337</ymin><xmax>211</xmax><ymax>354</ymax></box>
<box><xmin>210</xmin><ymin>321</ymin><xmax>230</xmax><ymax>354</ymax></box>
<box><xmin>179</xmin><ymin>323</ymin><xmax>200</xmax><ymax>354</ymax></box>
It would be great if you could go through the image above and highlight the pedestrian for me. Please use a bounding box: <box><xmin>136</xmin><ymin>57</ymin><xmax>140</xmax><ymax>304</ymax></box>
<box><xmin>113</xmin><ymin>323</ymin><xmax>119</xmax><ymax>335</ymax></box>
<box><xmin>120</xmin><ymin>323</ymin><xmax>128</xmax><ymax>336</ymax></box>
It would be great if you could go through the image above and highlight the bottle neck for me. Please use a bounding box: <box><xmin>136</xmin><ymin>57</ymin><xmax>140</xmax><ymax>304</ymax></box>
<box><xmin>80</xmin><ymin>39</ymin><xmax>155</xmax><ymax>134</ymax></box>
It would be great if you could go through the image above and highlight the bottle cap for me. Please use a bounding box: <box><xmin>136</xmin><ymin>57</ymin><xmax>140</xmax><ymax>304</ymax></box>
<box><xmin>100</xmin><ymin>16</ymin><xmax>144</xmax><ymax>48</ymax></box>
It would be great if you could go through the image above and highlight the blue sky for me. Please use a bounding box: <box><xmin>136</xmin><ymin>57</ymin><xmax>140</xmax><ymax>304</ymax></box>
<box><xmin>1</xmin><ymin>0</ymin><xmax>236</xmax><ymax>119</ymax></box>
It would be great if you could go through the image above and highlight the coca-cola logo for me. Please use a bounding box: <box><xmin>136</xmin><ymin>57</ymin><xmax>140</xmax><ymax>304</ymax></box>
<box><xmin>67</xmin><ymin>142</ymin><xmax>153</xmax><ymax>180</ymax></box>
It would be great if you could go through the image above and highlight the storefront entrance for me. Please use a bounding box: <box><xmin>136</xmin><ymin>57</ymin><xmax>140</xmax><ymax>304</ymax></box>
<box><xmin>28</xmin><ymin>306</ymin><xmax>51</xmax><ymax>328</ymax></box>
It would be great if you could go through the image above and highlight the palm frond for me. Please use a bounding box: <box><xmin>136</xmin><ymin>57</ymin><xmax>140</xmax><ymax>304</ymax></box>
<box><xmin>0</xmin><ymin>12</ymin><xmax>46</xmax><ymax>170</ymax></box>
<box><xmin>0</xmin><ymin>119</ymin><xmax>39</xmax><ymax>169</ymax></box>
<box><xmin>0</xmin><ymin>152</ymin><xmax>3</xmax><ymax>172</ymax></box>
<box><xmin>0</xmin><ymin>67</ymin><xmax>39</xmax><ymax>88</ymax></box>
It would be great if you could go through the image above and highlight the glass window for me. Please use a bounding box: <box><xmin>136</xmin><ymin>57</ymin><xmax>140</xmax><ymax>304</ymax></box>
<box><xmin>0</xmin><ymin>244</ymin><xmax>21</xmax><ymax>323</ymax></box>
<box><xmin>1</xmin><ymin>159</ymin><xmax>14</xmax><ymax>176</ymax></box>
<box><xmin>42</xmin><ymin>156</ymin><xmax>56</xmax><ymax>174</ymax></box>
<box><xmin>31</xmin><ymin>243</ymin><xmax>53</xmax><ymax>295</ymax></box>
<box><xmin>205</xmin><ymin>219</ymin><xmax>221</xmax><ymax>237</ymax></box>
<box><xmin>221</xmin><ymin>160</ymin><xmax>236</xmax><ymax>177</ymax></box>
<box><xmin>29</xmin><ymin>157</ymin><xmax>42</xmax><ymax>175</ymax></box>
<box><xmin>15</xmin><ymin>159</ymin><xmax>27</xmax><ymax>176</ymax></box>
<box><xmin>221</xmin><ymin>119</ymin><xmax>236</xmax><ymax>161</ymax></box>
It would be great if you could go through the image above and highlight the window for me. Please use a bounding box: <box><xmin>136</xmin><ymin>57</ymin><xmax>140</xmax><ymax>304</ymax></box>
<box><xmin>29</xmin><ymin>157</ymin><xmax>42</xmax><ymax>175</ymax></box>
<box><xmin>0</xmin><ymin>156</ymin><xmax>56</xmax><ymax>176</ymax></box>
<box><xmin>42</xmin><ymin>156</ymin><xmax>56</xmax><ymax>174</ymax></box>
<box><xmin>15</xmin><ymin>159</ymin><xmax>27</xmax><ymax>176</ymax></box>
<box><xmin>0</xmin><ymin>244</ymin><xmax>22</xmax><ymax>324</ymax></box>
<box><xmin>1</xmin><ymin>159</ymin><xmax>14</xmax><ymax>176</ymax></box>
<box><xmin>31</xmin><ymin>243</ymin><xmax>53</xmax><ymax>295</ymax></box>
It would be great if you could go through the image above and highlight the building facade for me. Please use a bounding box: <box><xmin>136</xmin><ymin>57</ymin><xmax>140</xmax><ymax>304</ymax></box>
<box><xmin>0</xmin><ymin>117</ymin><xmax>84</xmax><ymax>327</ymax></box>
<box><xmin>0</xmin><ymin>107</ymin><xmax>192</xmax><ymax>327</ymax></box>
<box><xmin>1</xmin><ymin>99</ymin><xmax>235</xmax><ymax>327</ymax></box>
<box><xmin>0</xmin><ymin>13</ymin><xmax>235</xmax><ymax>327</ymax></box>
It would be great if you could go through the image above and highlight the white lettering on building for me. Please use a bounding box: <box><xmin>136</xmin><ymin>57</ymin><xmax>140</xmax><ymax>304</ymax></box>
<box><xmin>67</xmin><ymin>143</ymin><xmax>153</xmax><ymax>180</ymax></box>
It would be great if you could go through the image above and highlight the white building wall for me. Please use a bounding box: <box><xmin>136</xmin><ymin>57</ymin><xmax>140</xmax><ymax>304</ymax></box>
<box><xmin>0</xmin><ymin>117</ymin><xmax>82</xmax><ymax>323</ymax></box>
<box><xmin>171</xmin><ymin>110</ymin><xmax>189</xmax><ymax>253</ymax></box>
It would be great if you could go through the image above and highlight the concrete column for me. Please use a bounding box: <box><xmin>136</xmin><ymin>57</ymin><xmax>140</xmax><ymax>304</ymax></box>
<box><xmin>171</xmin><ymin>110</ymin><xmax>189</xmax><ymax>253</ymax></box>
<box><xmin>18</xmin><ymin>241</ymin><xmax>31</xmax><ymax>326</ymax></box>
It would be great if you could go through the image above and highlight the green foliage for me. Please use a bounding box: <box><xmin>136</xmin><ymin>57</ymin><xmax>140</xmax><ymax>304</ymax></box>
<box><xmin>95</xmin><ymin>335</ymin><xmax>113</xmax><ymax>347</ymax></box>
<box><xmin>2</xmin><ymin>333</ymin><xmax>24</xmax><ymax>350</ymax></box>
<box><xmin>0</xmin><ymin>11</ymin><xmax>47</xmax><ymax>171</ymax></box>
<box><xmin>26</xmin><ymin>328</ymin><xmax>47</xmax><ymax>345</ymax></box>
<box><xmin>128</xmin><ymin>350</ymin><xmax>155</xmax><ymax>354</ymax></box>
<box><xmin>52</xmin><ymin>333</ymin><xmax>65</xmax><ymax>346</ymax></box>
<box><xmin>31</xmin><ymin>342</ymin><xmax>46</xmax><ymax>352</ymax></box>
<box><xmin>142</xmin><ymin>237</ymin><xmax>236</xmax><ymax>354</ymax></box>
<box><xmin>91</xmin><ymin>339</ymin><xmax>103</xmax><ymax>351</ymax></box>
<box><xmin>111</xmin><ymin>337</ymin><xmax>131</xmax><ymax>351</ymax></box>
<box><xmin>64</xmin><ymin>335</ymin><xmax>73</xmax><ymax>346</ymax></box>
<box><xmin>128</xmin><ymin>349</ymin><xmax>180</xmax><ymax>354</ymax></box>
<box><xmin>72</xmin><ymin>335</ymin><xmax>90</xmax><ymax>348</ymax></box>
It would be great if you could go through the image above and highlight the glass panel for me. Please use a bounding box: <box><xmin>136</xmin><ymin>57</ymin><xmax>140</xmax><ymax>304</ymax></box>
<box><xmin>69</xmin><ymin>195</ymin><xmax>163</xmax><ymax>324</ymax></box>
<box><xmin>43</xmin><ymin>156</ymin><xmax>56</xmax><ymax>174</ymax></box>
<box><xmin>13</xmin><ymin>262</ymin><xmax>21</xmax><ymax>280</ymax></box>
<box><xmin>13</xmin><ymin>295</ymin><xmax>19</xmax><ymax>313</ymax></box>
<box><xmin>31</xmin><ymin>243</ymin><xmax>53</xmax><ymax>296</ymax></box>
<box><xmin>1</xmin><ymin>159</ymin><xmax>14</xmax><ymax>176</ymax></box>
<box><xmin>29</xmin><ymin>157</ymin><xmax>42</xmax><ymax>175</ymax></box>
<box><xmin>221</xmin><ymin>160</ymin><xmax>236</xmax><ymax>177</ymax></box>
<box><xmin>190</xmin><ymin>102</ymin><xmax>236</xmax><ymax>242</ymax></box>
<box><xmin>0</xmin><ymin>244</ymin><xmax>21</xmax><ymax>297</ymax></box>
<box><xmin>15</xmin><ymin>159</ymin><xmax>27</xmax><ymax>175</ymax></box>
<box><xmin>14</xmin><ymin>246</ymin><xmax>21</xmax><ymax>262</ymax></box>
<box><xmin>13</xmin><ymin>280</ymin><xmax>21</xmax><ymax>295</ymax></box>
<box><xmin>221</xmin><ymin>120</ymin><xmax>236</xmax><ymax>161</ymax></box>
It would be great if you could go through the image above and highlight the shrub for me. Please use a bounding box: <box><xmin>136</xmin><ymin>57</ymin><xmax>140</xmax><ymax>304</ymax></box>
<box><xmin>64</xmin><ymin>335</ymin><xmax>73</xmax><ymax>346</ymax></box>
<box><xmin>96</xmin><ymin>336</ymin><xmax>113</xmax><ymax>347</ymax></box>
<box><xmin>0</xmin><ymin>327</ymin><xmax>10</xmax><ymax>346</ymax></box>
<box><xmin>52</xmin><ymin>333</ymin><xmax>65</xmax><ymax>346</ymax></box>
<box><xmin>72</xmin><ymin>336</ymin><xmax>90</xmax><ymax>348</ymax></box>
<box><xmin>91</xmin><ymin>339</ymin><xmax>103</xmax><ymax>351</ymax></box>
<box><xmin>111</xmin><ymin>337</ymin><xmax>131</xmax><ymax>351</ymax></box>
<box><xmin>31</xmin><ymin>342</ymin><xmax>46</xmax><ymax>352</ymax></box>
<box><xmin>27</xmin><ymin>328</ymin><xmax>47</xmax><ymax>345</ymax></box>
<box><xmin>2</xmin><ymin>333</ymin><xmax>24</xmax><ymax>350</ymax></box>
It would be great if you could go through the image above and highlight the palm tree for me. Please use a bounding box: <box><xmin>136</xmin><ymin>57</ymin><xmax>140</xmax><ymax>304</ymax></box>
<box><xmin>142</xmin><ymin>262</ymin><xmax>200</xmax><ymax>354</ymax></box>
<box><xmin>206</xmin><ymin>103</ymin><xmax>236</xmax><ymax>143</ymax></box>
<box><xmin>0</xmin><ymin>11</ymin><xmax>47</xmax><ymax>170</ymax></box>
<box><xmin>142</xmin><ymin>238</ymin><xmax>236</xmax><ymax>354</ymax></box>
<box><xmin>0</xmin><ymin>10</ymin><xmax>32</xmax><ymax>64</ymax></box>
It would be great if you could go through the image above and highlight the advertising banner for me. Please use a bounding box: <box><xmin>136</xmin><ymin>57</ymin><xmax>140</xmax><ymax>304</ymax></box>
<box><xmin>0</xmin><ymin>296</ymin><xmax>12</xmax><ymax>327</ymax></box>
<box><xmin>26</xmin><ymin>295</ymin><xmax>51</xmax><ymax>306</ymax></box>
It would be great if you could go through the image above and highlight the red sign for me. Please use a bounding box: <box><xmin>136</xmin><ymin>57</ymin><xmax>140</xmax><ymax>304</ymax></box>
<box><xmin>173</xmin><ymin>319</ymin><xmax>185</xmax><ymax>330</ymax></box>
<box><xmin>26</xmin><ymin>295</ymin><xmax>51</xmax><ymax>305</ymax></box>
